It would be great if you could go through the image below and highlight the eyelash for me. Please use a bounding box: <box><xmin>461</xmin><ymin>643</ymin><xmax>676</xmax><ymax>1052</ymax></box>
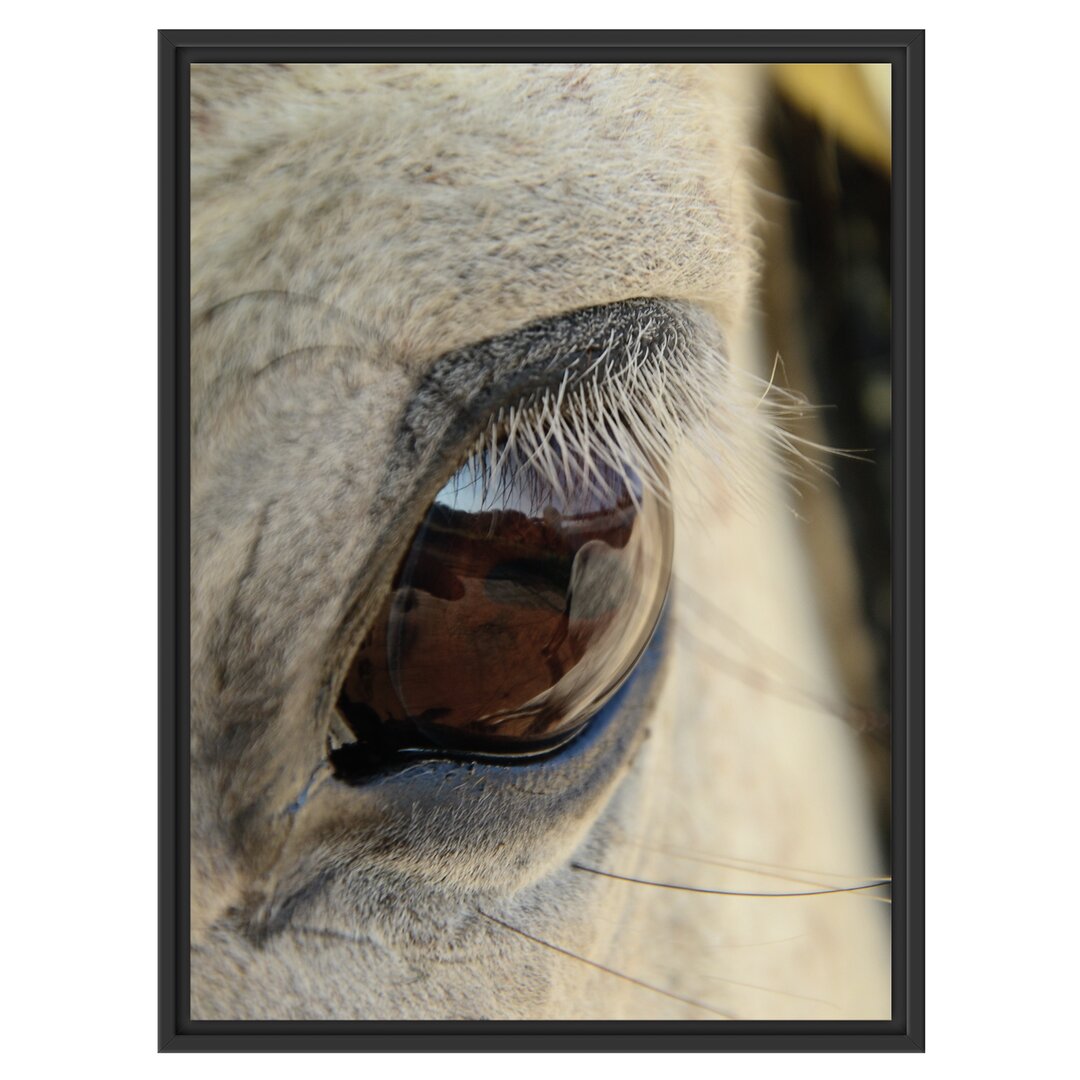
<box><xmin>463</xmin><ymin>310</ymin><xmax>819</xmax><ymax>519</ymax></box>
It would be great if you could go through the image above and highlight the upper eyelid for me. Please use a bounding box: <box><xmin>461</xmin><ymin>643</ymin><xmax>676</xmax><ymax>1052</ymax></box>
<box><xmin>397</xmin><ymin>298</ymin><xmax>695</xmax><ymax>478</ymax></box>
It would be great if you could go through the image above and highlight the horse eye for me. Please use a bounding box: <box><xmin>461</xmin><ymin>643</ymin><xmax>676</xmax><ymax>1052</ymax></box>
<box><xmin>335</xmin><ymin>451</ymin><xmax>673</xmax><ymax>768</ymax></box>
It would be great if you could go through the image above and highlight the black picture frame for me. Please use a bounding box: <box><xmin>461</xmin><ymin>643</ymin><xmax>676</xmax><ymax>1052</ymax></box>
<box><xmin>160</xmin><ymin>29</ymin><xmax>924</xmax><ymax>1052</ymax></box>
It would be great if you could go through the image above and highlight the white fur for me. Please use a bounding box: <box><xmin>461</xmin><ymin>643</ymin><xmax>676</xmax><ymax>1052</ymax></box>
<box><xmin>189</xmin><ymin>62</ymin><xmax>888</xmax><ymax>1020</ymax></box>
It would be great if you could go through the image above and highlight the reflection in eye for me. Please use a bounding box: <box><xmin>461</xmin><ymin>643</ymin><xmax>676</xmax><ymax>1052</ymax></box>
<box><xmin>337</xmin><ymin>448</ymin><xmax>673</xmax><ymax>763</ymax></box>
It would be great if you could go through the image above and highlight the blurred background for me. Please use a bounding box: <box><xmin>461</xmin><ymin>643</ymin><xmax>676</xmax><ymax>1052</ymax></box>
<box><xmin>759</xmin><ymin>64</ymin><xmax>892</xmax><ymax>846</ymax></box>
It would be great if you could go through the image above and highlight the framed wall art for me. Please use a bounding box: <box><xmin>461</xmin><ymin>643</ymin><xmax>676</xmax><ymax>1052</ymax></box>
<box><xmin>160</xmin><ymin>28</ymin><xmax>924</xmax><ymax>1051</ymax></box>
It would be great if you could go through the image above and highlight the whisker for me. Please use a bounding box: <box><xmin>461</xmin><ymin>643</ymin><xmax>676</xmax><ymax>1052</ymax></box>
<box><xmin>754</xmin><ymin>350</ymin><xmax>784</xmax><ymax>408</ymax></box>
<box><xmin>572</xmin><ymin>863</ymin><xmax>891</xmax><ymax>900</ymax></box>
<box><xmin>568</xmin><ymin>907</ymin><xmax>813</xmax><ymax>952</ymax></box>
<box><xmin>478</xmin><ymin>910</ymin><xmax>736</xmax><ymax>1019</ymax></box>
<box><xmin>713</xmin><ymin>933</ymin><xmax>809</xmax><ymax>950</ymax></box>
<box><xmin>647</xmin><ymin>964</ymin><xmax>841</xmax><ymax>1012</ymax></box>
<box><xmin>674</xmin><ymin>624</ymin><xmax>888</xmax><ymax>737</ymax></box>
<box><xmin>611</xmin><ymin>838</ymin><xmax>891</xmax><ymax>890</ymax></box>
<box><xmin>674</xmin><ymin>575</ymin><xmax>836</xmax><ymax>694</ymax></box>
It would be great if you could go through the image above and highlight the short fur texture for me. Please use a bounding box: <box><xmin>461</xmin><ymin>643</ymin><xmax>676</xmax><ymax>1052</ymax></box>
<box><xmin>190</xmin><ymin>62</ymin><xmax>887</xmax><ymax>1020</ymax></box>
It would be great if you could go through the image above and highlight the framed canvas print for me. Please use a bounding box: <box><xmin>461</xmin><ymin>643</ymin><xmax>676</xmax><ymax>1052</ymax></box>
<box><xmin>160</xmin><ymin>29</ymin><xmax>924</xmax><ymax>1051</ymax></box>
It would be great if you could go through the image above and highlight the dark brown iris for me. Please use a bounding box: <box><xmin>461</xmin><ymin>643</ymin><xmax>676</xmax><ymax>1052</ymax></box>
<box><xmin>336</xmin><ymin>455</ymin><xmax>672</xmax><ymax>765</ymax></box>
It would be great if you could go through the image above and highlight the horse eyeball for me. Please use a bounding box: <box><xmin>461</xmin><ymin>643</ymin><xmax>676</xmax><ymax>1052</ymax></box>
<box><xmin>337</xmin><ymin>453</ymin><xmax>673</xmax><ymax>760</ymax></box>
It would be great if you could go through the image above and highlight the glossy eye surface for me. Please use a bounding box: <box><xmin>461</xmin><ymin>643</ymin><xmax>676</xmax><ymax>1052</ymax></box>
<box><xmin>337</xmin><ymin>451</ymin><xmax>673</xmax><ymax>764</ymax></box>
